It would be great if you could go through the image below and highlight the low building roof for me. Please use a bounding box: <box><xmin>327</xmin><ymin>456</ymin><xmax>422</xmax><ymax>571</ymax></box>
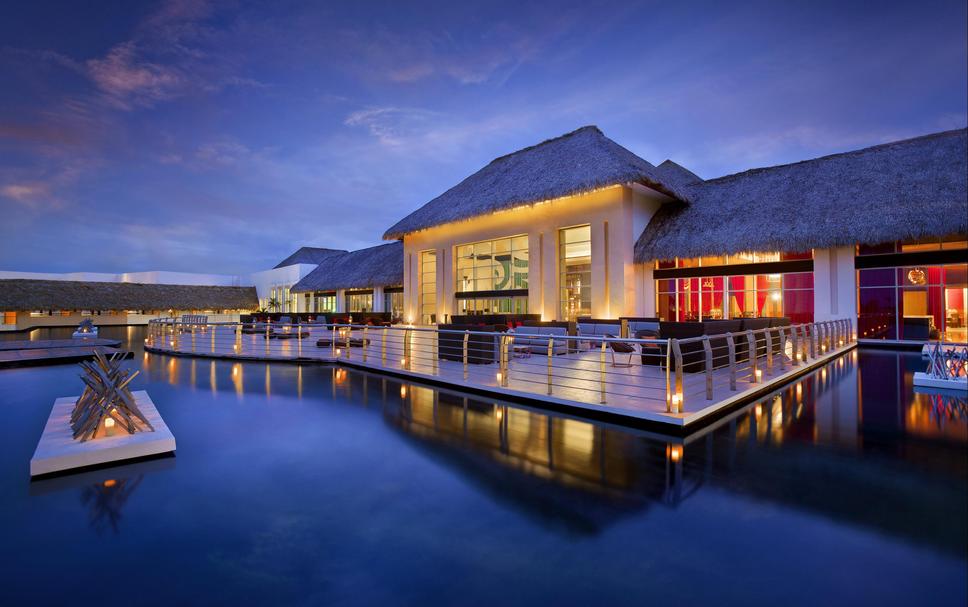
<box><xmin>0</xmin><ymin>279</ymin><xmax>259</xmax><ymax>311</ymax></box>
<box><xmin>635</xmin><ymin>128</ymin><xmax>968</xmax><ymax>262</ymax></box>
<box><xmin>274</xmin><ymin>246</ymin><xmax>347</xmax><ymax>269</ymax></box>
<box><xmin>291</xmin><ymin>242</ymin><xmax>403</xmax><ymax>293</ymax></box>
<box><xmin>383</xmin><ymin>126</ymin><xmax>689</xmax><ymax>239</ymax></box>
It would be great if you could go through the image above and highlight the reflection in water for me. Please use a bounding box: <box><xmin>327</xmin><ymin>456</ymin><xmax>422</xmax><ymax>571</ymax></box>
<box><xmin>316</xmin><ymin>349</ymin><xmax>965</xmax><ymax>550</ymax></box>
<box><xmin>29</xmin><ymin>456</ymin><xmax>176</xmax><ymax>535</ymax></box>
<box><xmin>80</xmin><ymin>475</ymin><xmax>144</xmax><ymax>535</ymax></box>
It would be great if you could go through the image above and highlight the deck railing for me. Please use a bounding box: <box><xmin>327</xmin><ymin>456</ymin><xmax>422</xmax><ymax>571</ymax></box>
<box><xmin>145</xmin><ymin>318</ymin><xmax>855</xmax><ymax>414</ymax></box>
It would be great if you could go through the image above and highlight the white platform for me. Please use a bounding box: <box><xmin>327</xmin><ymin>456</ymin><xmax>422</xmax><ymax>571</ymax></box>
<box><xmin>913</xmin><ymin>372</ymin><xmax>968</xmax><ymax>393</ymax></box>
<box><xmin>30</xmin><ymin>390</ymin><xmax>176</xmax><ymax>477</ymax></box>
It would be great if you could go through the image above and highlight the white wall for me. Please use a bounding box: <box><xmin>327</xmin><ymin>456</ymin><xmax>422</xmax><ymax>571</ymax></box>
<box><xmin>248</xmin><ymin>264</ymin><xmax>317</xmax><ymax>305</ymax></box>
<box><xmin>813</xmin><ymin>246</ymin><xmax>857</xmax><ymax>329</ymax></box>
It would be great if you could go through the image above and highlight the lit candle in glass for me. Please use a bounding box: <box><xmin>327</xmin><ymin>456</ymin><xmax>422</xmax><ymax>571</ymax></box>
<box><xmin>754</xmin><ymin>369</ymin><xmax>762</xmax><ymax>382</ymax></box>
<box><xmin>104</xmin><ymin>416</ymin><xmax>115</xmax><ymax>437</ymax></box>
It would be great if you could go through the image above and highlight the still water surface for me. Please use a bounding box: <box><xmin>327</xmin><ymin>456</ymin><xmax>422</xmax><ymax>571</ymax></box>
<box><xmin>0</xmin><ymin>326</ymin><xmax>965</xmax><ymax>605</ymax></box>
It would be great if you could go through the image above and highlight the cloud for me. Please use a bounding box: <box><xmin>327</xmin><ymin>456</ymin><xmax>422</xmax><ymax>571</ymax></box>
<box><xmin>86</xmin><ymin>42</ymin><xmax>186</xmax><ymax>109</ymax></box>
<box><xmin>343</xmin><ymin>107</ymin><xmax>440</xmax><ymax>146</ymax></box>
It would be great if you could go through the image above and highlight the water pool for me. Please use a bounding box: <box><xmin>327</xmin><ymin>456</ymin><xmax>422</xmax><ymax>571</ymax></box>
<box><xmin>0</xmin><ymin>327</ymin><xmax>965</xmax><ymax>605</ymax></box>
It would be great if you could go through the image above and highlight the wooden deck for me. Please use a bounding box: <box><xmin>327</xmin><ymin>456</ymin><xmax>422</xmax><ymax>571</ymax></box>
<box><xmin>145</xmin><ymin>325</ymin><xmax>856</xmax><ymax>429</ymax></box>
<box><xmin>0</xmin><ymin>338</ymin><xmax>130</xmax><ymax>368</ymax></box>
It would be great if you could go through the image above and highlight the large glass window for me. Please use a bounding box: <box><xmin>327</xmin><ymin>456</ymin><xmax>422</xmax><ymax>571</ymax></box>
<box><xmin>2</xmin><ymin>312</ymin><xmax>15</xmax><ymax>325</ymax></box>
<box><xmin>560</xmin><ymin>225</ymin><xmax>591</xmax><ymax>320</ymax></box>
<box><xmin>345</xmin><ymin>291</ymin><xmax>373</xmax><ymax>314</ymax></box>
<box><xmin>656</xmin><ymin>272</ymin><xmax>813</xmax><ymax>323</ymax></box>
<box><xmin>456</xmin><ymin>235</ymin><xmax>528</xmax><ymax>293</ymax></box>
<box><xmin>859</xmin><ymin>264</ymin><xmax>967</xmax><ymax>341</ymax></box>
<box><xmin>420</xmin><ymin>250</ymin><xmax>437</xmax><ymax>324</ymax></box>
<box><xmin>313</xmin><ymin>292</ymin><xmax>336</xmax><ymax>313</ymax></box>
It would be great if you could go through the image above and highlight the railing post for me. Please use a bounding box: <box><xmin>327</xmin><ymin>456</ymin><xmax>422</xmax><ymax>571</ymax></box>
<box><xmin>298</xmin><ymin>321</ymin><xmax>303</xmax><ymax>358</ymax></box>
<box><xmin>191</xmin><ymin>324</ymin><xmax>196</xmax><ymax>353</ymax></box>
<box><xmin>462</xmin><ymin>331</ymin><xmax>469</xmax><ymax>379</ymax></box>
<box><xmin>235</xmin><ymin>323</ymin><xmax>241</xmax><ymax>354</ymax></box>
<box><xmin>703</xmin><ymin>335</ymin><xmax>713</xmax><ymax>400</ymax></box>
<box><xmin>599</xmin><ymin>340</ymin><xmax>607</xmax><ymax>404</ymax></box>
<box><xmin>546</xmin><ymin>336</ymin><xmax>553</xmax><ymax>395</ymax></box>
<box><xmin>381</xmin><ymin>326</ymin><xmax>387</xmax><ymax>364</ymax></box>
<box><xmin>211</xmin><ymin>324</ymin><xmax>216</xmax><ymax>354</ymax></box>
<box><xmin>173</xmin><ymin>323</ymin><xmax>179</xmax><ymax>351</ymax></box>
<box><xmin>765</xmin><ymin>329</ymin><xmax>774</xmax><ymax>375</ymax></box>
<box><xmin>808</xmin><ymin>323</ymin><xmax>816</xmax><ymax>359</ymax></box>
<box><xmin>746</xmin><ymin>330</ymin><xmax>758</xmax><ymax>383</ymax></box>
<box><xmin>362</xmin><ymin>326</ymin><xmax>368</xmax><ymax>362</ymax></box>
<box><xmin>665</xmin><ymin>339</ymin><xmax>672</xmax><ymax>407</ymax></box>
<box><xmin>432</xmin><ymin>329</ymin><xmax>438</xmax><ymax>374</ymax></box>
<box><xmin>779</xmin><ymin>327</ymin><xmax>788</xmax><ymax>371</ymax></box>
<box><xmin>403</xmin><ymin>328</ymin><xmax>411</xmax><ymax>370</ymax></box>
<box><xmin>345</xmin><ymin>327</ymin><xmax>351</xmax><ymax>360</ymax></box>
<box><xmin>726</xmin><ymin>332</ymin><xmax>737</xmax><ymax>391</ymax></box>
<box><xmin>671</xmin><ymin>339</ymin><xmax>683</xmax><ymax>411</ymax></box>
<box><xmin>800</xmin><ymin>324</ymin><xmax>808</xmax><ymax>362</ymax></box>
<box><xmin>501</xmin><ymin>335</ymin><xmax>510</xmax><ymax>387</ymax></box>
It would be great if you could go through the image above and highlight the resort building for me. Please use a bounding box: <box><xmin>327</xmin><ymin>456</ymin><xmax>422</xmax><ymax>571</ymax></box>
<box><xmin>290</xmin><ymin>242</ymin><xmax>405</xmax><ymax>320</ymax></box>
<box><xmin>384</xmin><ymin>126</ymin><xmax>967</xmax><ymax>343</ymax></box>
<box><xmin>249</xmin><ymin>246</ymin><xmax>347</xmax><ymax>313</ymax></box>
<box><xmin>0</xmin><ymin>279</ymin><xmax>257</xmax><ymax>331</ymax></box>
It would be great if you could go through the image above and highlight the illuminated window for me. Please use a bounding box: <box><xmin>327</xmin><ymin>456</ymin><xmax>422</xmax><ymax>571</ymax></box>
<box><xmin>345</xmin><ymin>291</ymin><xmax>373</xmax><ymax>313</ymax></box>
<box><xmin>313</xmin><ymin>292</ymin><xmax>336</xmax><ymax>313</ymax></box>
<box><xmin>384</xmin><ymin>290</ymin><xmax>404</xmax><ymax>322</ymax></box>
<box><xmin>2</xmin><ymin>312</ymin><xmax>15</xmax><ymax>325</ymax></box>
<box><xmin>559</xmin><ymin>225</ymin><xmax>591</xmax><ymax>320</ymax></box>
<box><xmin>420</xmin><ymin>250</ymin><xmax>437</xmax><ymax>324</ymax></box>
<box><xmin>456</xmin><ymin>235</ymin><xmax>528</xmax><ymax>293</ymax></box>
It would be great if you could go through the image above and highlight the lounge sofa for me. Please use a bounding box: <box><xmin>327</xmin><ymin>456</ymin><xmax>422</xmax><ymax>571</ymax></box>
<box><xmin>510</xmin><ymin>326</ymin><xmax>569</xmax><ymax>356</ymax></box>
<box><xmin>577</xmin><ymin>318</ymin><xmax>622</xmax><ymax>348</ymax></box>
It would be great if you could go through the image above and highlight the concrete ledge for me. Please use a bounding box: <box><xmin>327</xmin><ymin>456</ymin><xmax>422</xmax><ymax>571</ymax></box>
<box><xmin>30</xmin><ymin>390</ymin><xmax>175</xmax><ymax>477</ymax></box>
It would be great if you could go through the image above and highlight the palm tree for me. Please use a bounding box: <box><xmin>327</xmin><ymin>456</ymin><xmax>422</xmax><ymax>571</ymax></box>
<box><xmin>267</xmin><ymin>297</ymin><xmax>282</xmax><ymax>312</ymax></box>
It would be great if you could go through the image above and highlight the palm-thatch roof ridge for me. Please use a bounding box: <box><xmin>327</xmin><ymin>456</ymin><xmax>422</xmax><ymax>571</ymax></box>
<box><xmin>635</xmin><ymin>128</ymin><xmax>968</xmax><ymax>262</ymax></box>
<box><xmin>274</xmin><ymin>246</ymin><xmax>347</xmax><ymax>269</ymax></box>
<box><xmin>383</xmin><ymin>126</ymin><xmax>689</xmax><ymax>239</ymax></box>
<box><xmin>0</xmin><ymin>280</ymin><xmax>259</xmax><ymax>311</ymax></box>
<box><xmin>291</xmin><ymin>242</ymin><xmax>403</xmax><ymax>293</ymax></box>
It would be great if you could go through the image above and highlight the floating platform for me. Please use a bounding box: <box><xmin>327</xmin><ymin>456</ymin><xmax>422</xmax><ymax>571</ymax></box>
<box><xmin>0</xmin><ymin>338</ymin><xmax>128</xmax><ymax>368</ymax></box>
<box><xmin>30</xmin><ymin>390</ymin><xmax>175</xmax><ymax>478</ymax></box>
<box><xmin>913</xmin><ymin>372</ymin><xmax>968</xmax><ymax>393</ymax></box>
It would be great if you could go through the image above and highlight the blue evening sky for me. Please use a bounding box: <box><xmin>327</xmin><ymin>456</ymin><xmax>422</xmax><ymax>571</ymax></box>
<box><xmin>1</xmin><ymin>0</ymin><xmax>965</xmax><ymax>274</ymax></box>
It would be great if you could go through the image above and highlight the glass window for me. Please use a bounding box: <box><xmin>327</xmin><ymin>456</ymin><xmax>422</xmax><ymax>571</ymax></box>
<box><xmin>2</xmin><ymin>312</ymin><xmax>15</xmax><ymax>325</ymax></box>
<box><xmin>346</xmin><ymin>292</ymin><xmax>373</xmax><ymax>314</ymax></box>
<box><xmin>655</xmin><ymin>271</ymin><xmax>814</xmax><ymax>323</ymax></box>
<box><xmin>559</xmin><ymin>225</ymin><xmax>591</xmax><ymax>320</ymax></box>
<box><xmin>859</xmin><ymin>263</ymin><xmax>967</xmax><ymax>341</ymax></box>
<box><xmin>456</xmin><ymin>235</ymin><xmax>528</xmax><ymax>293</ymax></box>
<box><xmin>420</xmin><ymin>250</ymin><xmax>437</xmax><ymax>324</ymax></box>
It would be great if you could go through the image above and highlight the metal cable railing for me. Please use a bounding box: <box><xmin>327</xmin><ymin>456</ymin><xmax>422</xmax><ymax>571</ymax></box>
<box><xmin>145</xmin><ymin>318</ymin><xmax>855</xmax><ymax>415</ymax></box>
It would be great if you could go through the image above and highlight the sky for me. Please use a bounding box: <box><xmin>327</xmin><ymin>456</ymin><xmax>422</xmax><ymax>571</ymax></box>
<box><xmin>1</xmin><ymin>0</ymin><xmax>965</xmax><ymax>275</ymax></box>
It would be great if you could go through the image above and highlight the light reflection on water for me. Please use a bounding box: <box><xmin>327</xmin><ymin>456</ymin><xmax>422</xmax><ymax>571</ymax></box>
<box><xmin>1</xmin><ymin>326</ymin><xmax>965</xmax><ymax>605</ymax></box>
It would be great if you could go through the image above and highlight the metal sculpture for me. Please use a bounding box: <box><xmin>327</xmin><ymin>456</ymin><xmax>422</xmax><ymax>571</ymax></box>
<box><xmin>70</xmin><ymin>349</ymin><xmax>153</xmax><ymax>442</ymax></box>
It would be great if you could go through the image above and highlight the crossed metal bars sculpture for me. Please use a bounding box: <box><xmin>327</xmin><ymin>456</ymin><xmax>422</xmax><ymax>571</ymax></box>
<box><xmin>70</xmin><ymin>349</ymin><xmax>154</xmax><ymax>442</ymax></box>
<box><xmin>924</xmin><ymin>341</ymin><xmax>968</xmax><ymax>380</ymax></box>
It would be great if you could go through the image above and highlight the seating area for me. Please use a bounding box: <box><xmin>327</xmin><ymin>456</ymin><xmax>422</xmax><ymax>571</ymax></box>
<box><xmin>635</xmin><ymin>317</ymin><xmax>792</xmax><ymax>371</ymax></box>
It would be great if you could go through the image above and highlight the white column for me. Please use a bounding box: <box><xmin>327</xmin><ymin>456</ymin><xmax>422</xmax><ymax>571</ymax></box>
<box><xmin>527</xmin><ymin>232</ymin><xmax>542</xmax><ymax>317</ymax></box>
<box><xmin>638</xmin><ymin>264</ymin><xmax>656</xmax><ymax>317</ymax></box>
<box><xmin>436</xmin><ymin>246</ymin><xmax>451</xmax><ymax>324</ymax></box>
<box><xmin>542</xmin><ymin>229</ymin><xmax>558</xmax><ymax>320</ymax></box>
<box><xmin>591</xmin><ymin>220</ymin><xmax>608</xmax><ymax>318</ymax></box>
<box><xmin>812</xmin><ymin>246</ymin><xmax>856</xmax><ymax>324</ymax></box>
<box><xmin>336</xmin><ymin>289</ymin><xmax>346</xmax><ymax>313</ymax></box>
<box><xmin>372</xmin><ymin>286</ymin><xmax>385</xmax><ymax>312</ymax></box>
<box><xmin>403</xmin><ymin>248</ymin><xmax>415</xmax><ymax>323</ymax></box>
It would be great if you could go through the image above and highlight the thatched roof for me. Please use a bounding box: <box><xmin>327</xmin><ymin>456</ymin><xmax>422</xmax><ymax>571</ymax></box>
<box><xmin>383</xmin><ymin>126</ymin><xmax>689</xmax><ymax>239</ymax></box>
<box><xmin>635</xmin><ymin>128</ymin><xmax>968</xmax><ymax>262</ymax></box>
<box><xmin>274</xmin><ymin>246</ymin><xmax>346</xmax><ymax>269</ymax></box>
<box><xmin>291</xmin><ymin>242</ymin><xmax>403</xmax><ymax>293</ymax></box>
<box><xmin>0</xmin><ymin>279</ymin><xmax>259</xmax><ymax>311</ymax></box>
